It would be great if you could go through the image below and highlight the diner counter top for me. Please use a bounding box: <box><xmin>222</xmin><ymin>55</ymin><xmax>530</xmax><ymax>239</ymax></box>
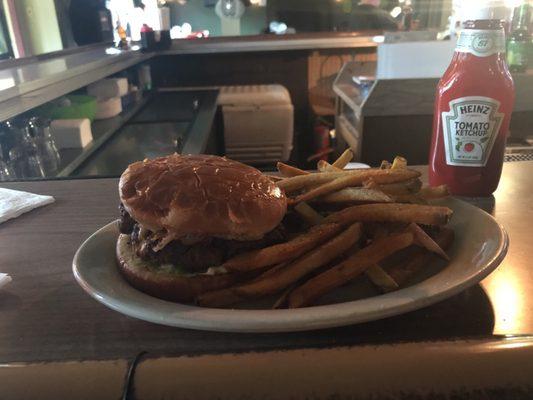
<box><xmin>1</xmin><ymin>161</ymin><xmax>533</xmax><ymax>398</ymax></box>
<box><xmin>162</xmin><ymin>32</ymin><xmax>378</xmax><ymax>55</ymax></box>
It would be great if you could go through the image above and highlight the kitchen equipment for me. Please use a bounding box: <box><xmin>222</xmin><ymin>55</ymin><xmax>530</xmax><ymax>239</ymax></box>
<box><xmin>218</xmin><ymin>85</ymin><xmax>294</xmax><ymax>164</ymax></box>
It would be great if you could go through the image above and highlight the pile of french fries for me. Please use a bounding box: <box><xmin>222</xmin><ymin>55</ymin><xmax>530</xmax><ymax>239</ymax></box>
<box><xmin>197</xmin><ymin>151</ymin><xmax>454</xmax><ymax>309</ymax></box>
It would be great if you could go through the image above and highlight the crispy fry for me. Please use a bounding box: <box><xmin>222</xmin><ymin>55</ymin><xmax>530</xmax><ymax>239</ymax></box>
<box><xmin>265</xmin><ymin>174</ymin><xmax>284</xmax><ymax>182</ymax></box>
<box><xmin>391</xmin><ymin>193</ymin><xmax>427</xmax><ymax>204</ymax></box>
<box><xmin>294</xmin><ymin>202</ymin><xmax>324</xmax><ymax>225</ymax></box>
<box><xmin>221</xmin><ymin>223</ymin><xmax>343</xmax><ymax>272</ymax></box>
<box><xmin>316</xmin><ymin>187</ymin><xmax>392</xmax><ymax>204</ymax></box>
<box><xmin>272</xmin><ymin>283</ymin><xmax>296</xmax><ymax>309</ymax></box>
<box><xmin>419</xmin><ymin>185</ymin><xmax>450</xmax><ymax>199</ymax></box>
<box><xmin>277</xmin><ymin>162</ymin><xmax>309</xmax><ymax>177</ymax></box>
<box><xmin>365</xmin><ymin>265</ymin><xmax>399</xmax><ymax>292</ymax></box>
<box><xmin>332</xmin><ymin>149</ymin><xmax>354</xmax><ymax>169</ymax></box>
<box><xmin>286</xmin><ymin>169</ymin><xmax>421</xmax><ymax>203</ymax></box>
<box><xmin>317</xmin><ymin>160</ymin><xmax>342</xmax><ymax>172</ymax></box>
<box><xmin>323</xmin><ymin>203</ymin><xmax>453</xmax><ymax>226</ymax></box>
<box><xmin>378</xmin><ymin>178</ymin><xmax>423</xmax><ymax>195</ymax></box>
<box><xmin>408</xmin><ymin>223</ymin><xmax>450</xmax><ymax>260</ymax></box>
<box><xmin>362</xmin><ymin>224</ymin><xmax>399</xmax><ymax>292</ymax></box>
<box><xmin>387</xmin><ymin>228</ymin><xmax>454</xmax><ymax>285</ymax></box>
<box><xmin>391</xmin><ymin>156</ymin><xmax>407</xmax><ymax>169</ymax></box>
<box><xmin>380</xmin><ymin>160</ymin><xmax>392</xmax><ymax>169</ymax></box>
<box><xmin>287</xmin><ymin>232</ymin><xmax>414</xmax><ymax>308</ymax></box>
<box><xmin>278</xmin><ymin>168</ymin><xmax>420</xmax><ymax>193</ymax></box>
<box><xmin>197</xmin><ymin>223</ymin><xmax>363</xmax><ymax>307</ymax></box>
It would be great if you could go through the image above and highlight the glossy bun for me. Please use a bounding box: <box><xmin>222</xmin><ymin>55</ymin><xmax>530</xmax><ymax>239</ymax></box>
<box><xmin>119</xmin><ymin>154</ymin><xmax>287</xmax><ymax>241</ymax></box>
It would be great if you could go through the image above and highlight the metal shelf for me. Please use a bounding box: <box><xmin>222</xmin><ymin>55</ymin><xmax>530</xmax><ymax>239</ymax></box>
<box><xmin>0</xmin><ymin>51</ymin><xmax>152</xmax><ymax>122</ymax></box>
<box><xmin>57</xmin><ymin>95</ymin><xmax>152</xmax><ymax>177</ymax></box>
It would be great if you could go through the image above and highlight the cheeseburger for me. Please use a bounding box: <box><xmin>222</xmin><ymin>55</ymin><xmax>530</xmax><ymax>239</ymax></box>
<box><xmin>117</xmin><ymin>154</ymin><xmax>287</xmax><ymax>302</ymax></box>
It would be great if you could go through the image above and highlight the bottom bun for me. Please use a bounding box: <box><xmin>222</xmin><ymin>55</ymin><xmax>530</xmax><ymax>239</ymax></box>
<box><xmin>116</xmin><ymin>234</ymin><xmax>240</xmax><ymax>303</ymax></box>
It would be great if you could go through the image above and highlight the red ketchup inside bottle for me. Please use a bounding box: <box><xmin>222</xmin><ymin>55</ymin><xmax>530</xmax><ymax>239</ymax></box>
<box><xmin>429</xmin><ymin>18</ymin><xmax>515</xmax><ymax>196</ymax></box>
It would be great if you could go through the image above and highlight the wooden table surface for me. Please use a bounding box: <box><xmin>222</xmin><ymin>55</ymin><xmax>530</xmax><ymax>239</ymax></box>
<box><xmin>1</xmin><ymin>162</ymin><xmax>532</xmax><ymax>364</ymax></box>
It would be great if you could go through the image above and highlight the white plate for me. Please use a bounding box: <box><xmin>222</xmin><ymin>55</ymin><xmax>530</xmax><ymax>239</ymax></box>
<box><xmin>73</xmin><ymin>198</ymin><xmax>508</xmax><ymax>333</ymax></box>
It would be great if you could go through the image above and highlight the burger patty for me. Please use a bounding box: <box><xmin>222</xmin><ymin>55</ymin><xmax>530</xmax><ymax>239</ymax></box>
<box><xmin>118</xmin><ymin>204</ymin><xmax>287</xmax><ymax>273</ymax></box>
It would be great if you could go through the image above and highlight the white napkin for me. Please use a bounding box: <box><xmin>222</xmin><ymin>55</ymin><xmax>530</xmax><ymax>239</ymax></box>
<box><xmin>0</xmin><ymin>188</ymin><xmax>55</xmax><ymax>225</ymax></box>
<box><xmin>0</xmin><ymin>273</ymin><xmax>11</xmax><ymax>289</ymax></box>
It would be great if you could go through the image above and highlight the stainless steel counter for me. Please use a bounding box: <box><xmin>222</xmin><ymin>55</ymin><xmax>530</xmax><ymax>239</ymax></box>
<box><xmin>0</xmin><ymin>47</ymin><xmax>152</xmax><ymax>122</ymax></box>
<box><xmin>161</xmin><ymin>33</ymin><xmax>378</xmax><ymax>55</ymax></box>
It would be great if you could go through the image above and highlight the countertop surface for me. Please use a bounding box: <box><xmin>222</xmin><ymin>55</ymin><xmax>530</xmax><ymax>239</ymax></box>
<box><xmin>0</xmin><ymin>161</ymin><xmax>532</xmax><ymax>365</ymax></box>
<box><xmin>162</xmin><ymin>32</ymin><xmax>378</xmax><ymax>55</ymax></box>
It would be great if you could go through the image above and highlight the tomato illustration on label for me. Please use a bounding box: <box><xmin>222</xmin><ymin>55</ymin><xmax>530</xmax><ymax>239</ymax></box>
<box><xmin>464</xmin><ymin>143</ymin><xmax>475</xmax><ymax>152</ymax></box>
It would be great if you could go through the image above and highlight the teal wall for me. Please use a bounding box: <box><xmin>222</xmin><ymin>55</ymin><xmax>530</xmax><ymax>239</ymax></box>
<box><xmin>170</xmin><ymin>1</ymin><xmax>267</xmax><ymax>37</ymax></box>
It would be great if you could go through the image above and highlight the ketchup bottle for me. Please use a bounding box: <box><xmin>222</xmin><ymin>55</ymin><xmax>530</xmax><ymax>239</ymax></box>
<box><xmin>429</xmin><ymin>2</ymin><xmax>515</xmax><ymax>196</ymax></box>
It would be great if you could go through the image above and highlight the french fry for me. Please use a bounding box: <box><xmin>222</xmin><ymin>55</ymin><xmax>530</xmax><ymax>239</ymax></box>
<box><xmin>265</xmin><ymin>175</ymin><xmax>284</xmax><ymax>182</ymax></box>
<box><xmin>391</xmin><ymin>193</ymin><xmax>427</xmax><ymax>204</ymax></box>
<box><xmin>323</xmin><ymin>203</ymin><xmax>453</xmax><ymax>226</ymax></box>
<box><xmin>378</xmin><ymin>179</ymin><xmax>423</xmax><ymax>195</ymax></box>
<box><xmin>362</xmin><ymin>224</ymin><xmax>399</xmax><ymax>292</ymax></box>
<box><xmin>380</xmin><ymin>160</ymin><xmax>392</xmax><ymax>169</ymax></box>
<box><xmin>277</xmin><ymin>162</ymin><xmax>309</xmax><ymax>177</ymax></box>
<box><xmin>419</xmin><ymin>185</ymin><xmax>450</xmax><ymax>199</ymax></box>
<box><xmin>197</xmin><ymin>223</ymin><xmax>363</xmax><ymax>307</ymax></box>
<box><xmin>332</xmin><ymin>149</ymin><xmax>353</xmax><ymax>169</ymax></box>
<box><xmin>387</xmin><ymin>228</ymin><xmax>454</xmax><ymax>286</ymax></box>
<box><xmin>391</xmin><ymin>156</ymin><xmax>407</xmax><ymax>169</ymax></box>
<box><xmin>294</xmin><ymin>202</ymin><xmax>324</xmax><ymax>225</ymax></box>
<box><xmin>278</xmin><ymin>168</ymin><xmax>420</xmax><ymax>193</ymax></box>
<box><xmin>221</xmin><ymin>223</ymin><xmax>343</xmax><ymax>272</ymax></box>
<box><xmin>365</xmin><ymin>265</ymin><xmax>399</xmax><ymax>292</ymax></box>
<box><xmin>287</xmin><ymin>232</ymin><xmax>415</xmax><ymax>308</ymax></box>
<box><xmin>317</xmin><ymin>160</ymin><xmax>342</xmax><ymax>172</ymax></box>
<box><xmin>316</xmin><ymin>187</ymin><xmax>392</xmax><ymax>204</ymax></box>
<box><xmin>407</xmin><ymin>223</ymin><xmax>450</xmax><ymax>260</ymax></box>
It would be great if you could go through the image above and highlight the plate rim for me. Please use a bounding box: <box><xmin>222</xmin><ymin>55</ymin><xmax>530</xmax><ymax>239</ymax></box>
<box><xmin>73</xmin><ymin>197</ymin><xmax>508</xmax><ymax>332</ymax></box>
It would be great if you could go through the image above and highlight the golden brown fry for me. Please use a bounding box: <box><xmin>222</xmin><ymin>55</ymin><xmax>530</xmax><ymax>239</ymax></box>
<box><xmin>391</xmin><ymin>193</ymin><xmax>427</xmax><ymax>204</ymax></box>
<box><xmin>332</xmin><ymin>149</ymin><xmax>354</xmax><ymax>169</ymax></box>
<box><xmin>294</xmin><ymin>202</ymin><xmax>324</xmax><ymax>225</ymax></box>
<box><xmin>317</xmin><ymin>160</ymin><xmax>342</xmax><ymax>172</ymax></box>
<box><xmin>265</xmin><ymin>175</ymin><xmax>284</xmax><ymax>182</ymax></box>
<box><xmin>316</xmin><ymin>187</ymin><xmax>392</xmax><ymax>204</ymax></box>
<box><xmin>407</xmin><ymin>223</ymin><xmax>450</xmax><ymax>260</ymax></box>
<box><xmin>391</xmin><ymin>156</ymin><xmax>407</xmax><ymax>169</ymax></box>
<box><xmin>198</xmin><ymin>223</ymin><xmax>363</xmax><ymax>307</ymax></box>
<box><xmin>285</xmin><ymin>169</ymin><xmax>421</xmax><ymax>202</ymax></box>
<box><xmin>361</xmin><ymin>224</ymin><xmax>398</xmax><ymax>292</ymax></box>
<box><xmin>365</xmin><ymin>265</ymin><xmax>399</xmax><ymax>292</ymax></box>
<box><xmin>287</xmin><ymin>232</ymin><xmax>414</xmax><ymax>308</ymax></box>
<box><xmin>419</xmin><ymin>185</ymin><xmax>450</xmax><ymax>199</ymax></box>
<box><xmin>277</xmin><ymin>162</ymin><xmax>309</xmax><ymax>177</ymax></box>
<box><xmin>221</xmin><ymin>223</ymin><xmax>343</xmax><ymax>272</ymax></box>
<box><xmin>272</xmin><ymin>284</ymin><xmax>296</xmax><ymax>309</ymax></box>
<box><xmin>380</xmin><ymin>160</ymin><xmax>392</xmax><ymax>169</ymax></box>
<box><xmin>378</xmin><ymin>178</ymin><xmax>423</xmax><ymax>195</ymax></box>
<box><xmin>323</xmin><ymin>203</ymin><xmax>453</xmax><ymax>226</ymax></box>
<box><xmin>387</xmin><ymin>228</ymin><xmax>454</xmax><ymax>286</ymax></box>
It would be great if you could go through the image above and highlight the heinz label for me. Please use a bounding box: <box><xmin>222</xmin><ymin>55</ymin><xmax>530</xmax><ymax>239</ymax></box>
<box><xmin>455</xmin><ymin>29</ymin><xmax>506</xmax><ymax>57</ymax></box>
<box><xmin>442</xmin><ymin>96</ymin><xmax>504</xmax><ymax>167</ymax></box>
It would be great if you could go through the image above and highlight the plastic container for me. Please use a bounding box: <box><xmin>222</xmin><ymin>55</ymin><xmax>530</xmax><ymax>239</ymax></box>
<box><xmin>38</xmin><ymin>95</ymin><xmax>97</xmax><ymax>122</ymax></box>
